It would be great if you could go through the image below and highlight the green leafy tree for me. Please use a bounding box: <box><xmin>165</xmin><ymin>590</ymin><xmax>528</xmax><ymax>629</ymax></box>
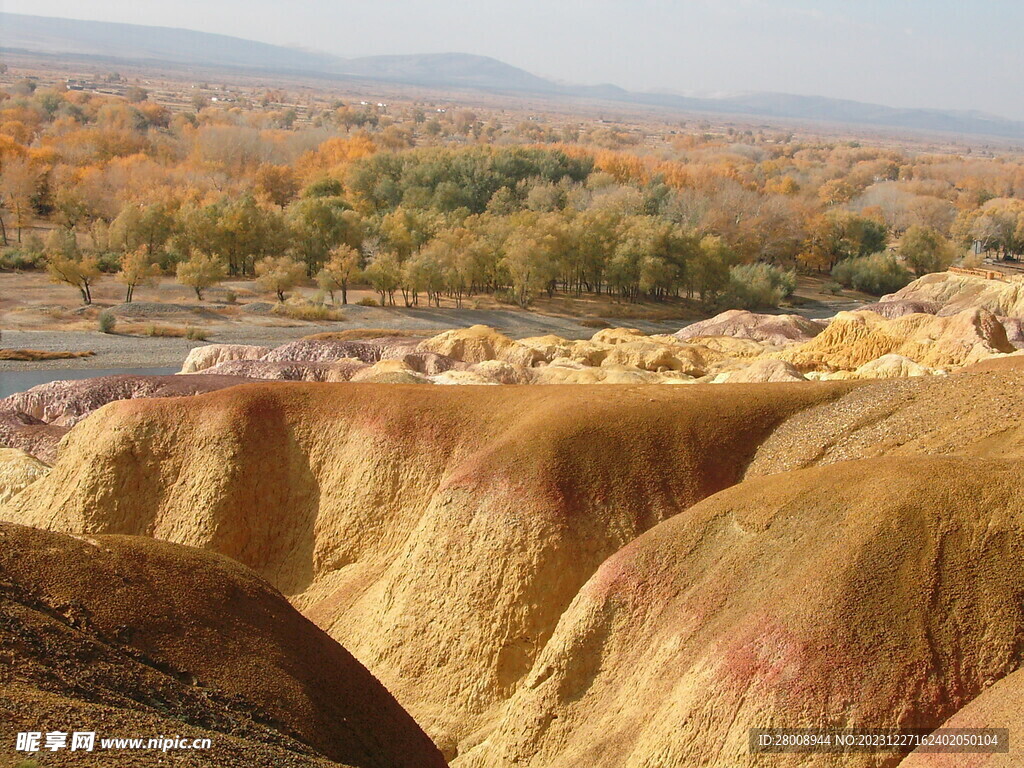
<box><xmin>378</xmin><ymin>206</ymin><xmax>436</xmax><ymax>260</ymax></box>
<box><xmin>898</xmin><ymin>225</ymin><xmax>957</xmax><ymax>276</ymax></box>
<box><xmin>804</xmin><ymin>211</ymin><xmax>889</xmax><ymax>271</ymax></box>
<box><xmin>45</xmin><ymin>228</ymin><xmax>101</xmax><ymax>304</ymax></box>
<box><xmin>501</xmin><ymin>226</ymin><xmax>560</xmax><ymax>308</ymax></box>
<box><xmin>363</xmin><ymin>251</ymin><xmax>402</xmax><ymax>306</ymax></box>
<box><xmin>117</xmin><ymin>248</ymin><xmax>160</xmax><ymax>302</ymax></box>
<box><xmin>419</xmin><ymin>227</ymin><xmax>483</xmax><ymax>307</ymax></box>
<box><xmin>287</xmin><ymin>196</ymin><xmax>361</xmax><ymax>275</ymax></box>
<box><xmin>316</xmin><ymin>244</ymin><xmax>362</xmax><ymax>304</ymax></box>
<box><xmin>109</xmin><ymin>202</ymin><xmax>175</xmax><ymax>258</ymax></box>
<box><xmin>401</xmin><ymin>251</ymin><xmax>444</xmax><ymax>307</ymax></box>
<box><xmin>176</xmin><ymin>251</ymin><xmax>226</xmax><ymax>300</ymax></box>
<box><xmin>255</xmin><ymin>255</ymin><xmax>306</xmax><ymax>302</ymax></box>
<box><xmin>218</xmin><ymin>196</ymin><xmax>289</xmax><ymax>276</ymax></box>
<box><xmin>688</xmin><ymin>236</ymin><xmax>733</xmax><ymax>304</ymax></box>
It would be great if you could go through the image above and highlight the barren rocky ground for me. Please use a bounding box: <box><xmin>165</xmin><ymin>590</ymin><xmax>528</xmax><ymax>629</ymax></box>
<box><xmin>1</xmin><ymin>270</ymin><xmax>1023</xmax><ymax>767</ymax></box>
<box><xmin>0</xmin><ymin>306</ymin><xmax>682</xmax><ymax>372</ymax></box>
<box><xmin>0</xmin><ymin>271</ymin><xmax>864</xmax><ymax>372</ymax></box>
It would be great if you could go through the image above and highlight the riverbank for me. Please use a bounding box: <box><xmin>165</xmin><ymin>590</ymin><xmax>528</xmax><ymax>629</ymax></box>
<box><xmin>0</xmin><ymin>306</ymin><xmax>686</xmax><ymax>372</ymax></box>
<box><xmin>1</xmin><ymin>295</ymin><xmax>873</xmax><ymax>372</ymax></box>
<box><xmin>0</xmin><ymin>270</ymin><xmax>871</xmax><ymax>371</ymax></box>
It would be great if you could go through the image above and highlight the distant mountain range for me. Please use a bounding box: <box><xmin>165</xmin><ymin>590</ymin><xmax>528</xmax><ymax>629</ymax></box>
<box><xmin>3</xmin><ymin>12</ymin><xmax>1023</xmax><ymax>140</ymax></box>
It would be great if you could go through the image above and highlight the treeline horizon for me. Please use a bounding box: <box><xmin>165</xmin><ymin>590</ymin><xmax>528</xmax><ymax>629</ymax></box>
<box><xmin>1</xmin><ymin>79</ymin><xmax>1023</xmax><ymax>310</ymax></box>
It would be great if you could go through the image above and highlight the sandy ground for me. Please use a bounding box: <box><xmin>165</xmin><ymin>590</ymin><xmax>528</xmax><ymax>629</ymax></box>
<box><xmin>0</xmin><ymin>308</ymin><xmax>684</xmax><ymax>371</ymax></box>
<box><xmin>0</xmin><ymin>272</ymin><xmax>866</xmax><ymax>371</ymax></box>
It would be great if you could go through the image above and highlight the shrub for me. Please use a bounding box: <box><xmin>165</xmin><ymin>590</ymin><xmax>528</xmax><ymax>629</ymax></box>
<box><xmin>822</xmin><ymin>281</ymin><xmax>843</xmax><ymax>295</ymax></box>
<box><xmin>493</xmin><ymin>288</ymin><xmax>517</xmax><ymax>306</ymax></box>
<box><xmin>960</xmin><ymin>252</ymin><xmax>984</xmax><ymax>269</ymax></box>
<box><xmin>97</xmin><ymin>310</ymin><xmax>117</xmax><ymax>333</ymax></box>
<box><xmin>726</xmin><ymin>263</ymin><xmax>797</xmax><ymax>309</ymax></box>
<box><xmin>272</xmin><ymin>303</ymin><xmax>344</xmax><ymax>322</ymax></box>
<box><xmin>22</xmin><ymin>231</ymin><xmax>44</xmax><ymax>257</ymax></box>
<box><xmin>832</xmin><ymin>252</ymin><xmax>912</xmax><ymax>296</ymax></box>
<box><xmin>96</xmin><ymin>251</ymin><xmax>122</xmax><ymax>273</ymax></box>
<box><xmin>304</xmin><ymin>328</ymin><xmax>430</xmax><ymax>342</ymax></box>
<box><xmin>224</xmin><ymin>289</ymin><xmax>237</xmax><ymax>304</ymax></box>
<box><xmin>579</xmin><ymin>318</ymin><xmax>611</xmax><ymax>329</ymax></box>
<box><xmin>142</xmin><ymin>324</ymin><xmax>206</xmax><ymax>339</ymax></box>
<box><xmin>0</xmin><ymin>246</ymin><xmax>44</xmax><ymax>270</ymax></box>
<box><xmin>356</xmin><ymin>297</ymin><xmax>379</xmax><ymax>307</ymax></box>
<box><xmin>0</xmin><ymin>349</ymin><xmax>95</xmax><ymax>361</ymax></box>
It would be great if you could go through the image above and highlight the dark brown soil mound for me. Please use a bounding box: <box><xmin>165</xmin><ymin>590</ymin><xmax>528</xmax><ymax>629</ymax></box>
<box><xmin>0</xmin><ymin>523</ymin><xmax>446</xmax><ymax>768</ymax></box>
<box><xmin>957</xmin><ymin>354</ymin><xmax>1024</xmax><ymax>374</ymax></box>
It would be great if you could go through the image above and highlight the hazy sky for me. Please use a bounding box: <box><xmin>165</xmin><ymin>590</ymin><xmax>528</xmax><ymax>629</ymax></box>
<box><xmin>3</xmin><ymin>0</ymin><xmax>1023</xmax><ymax>118</ymax></box>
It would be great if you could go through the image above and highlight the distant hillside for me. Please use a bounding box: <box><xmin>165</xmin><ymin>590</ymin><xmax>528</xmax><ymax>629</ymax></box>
<box><xmin>337</xmin><ymin>53</ymin><xmax>557</xmax><ymax>93</ymax></box>
<box><xmin>612</xmin><ymin>91</ymin><xmax>1024</xmax><ymax>140</ymax></box>
<box><xmin>0</xmin><ymin>12</ymin><xmax>341</xmax><ymax>72</ymax></box>
<box><xmin>3</xmin><ymin>12</ymin><xmax>1024</xmax><ymax>140</ymax></box>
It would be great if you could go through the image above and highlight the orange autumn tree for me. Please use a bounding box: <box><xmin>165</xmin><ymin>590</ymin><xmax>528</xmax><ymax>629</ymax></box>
<box><xmin>296</xmin><ymin>134</ymin><xmax>377</xmax><ymax>182</ymax></box>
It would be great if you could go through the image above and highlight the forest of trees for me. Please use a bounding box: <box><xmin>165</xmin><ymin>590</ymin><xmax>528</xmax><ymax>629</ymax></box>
<box><xmin>1</xmin><ymin>77</ymin><xmax>1022</xmax><ymax>309</ymax></box>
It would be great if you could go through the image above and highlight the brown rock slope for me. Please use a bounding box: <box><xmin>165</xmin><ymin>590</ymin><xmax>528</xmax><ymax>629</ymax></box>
<box><xmin>0</xmin><ymin>404</ymin><xmax>66</xmax><ymax>463</ymax></box>
<box><xmin>174</xmin><ymin>318</ymin><xmax>1019</xmax><ymax>388</ymax></box>
<box><xmin>0</xmin><ymin>523</ymin><xmax>446</xmax><ymax>767</ymax></box>
<box><xmin>717</xmin><ymin>358</ymin><xmax>806</xmax><ymax>383</ymax></box>
<box><xmin>675</xmin><ymin>309</ymin><xmax>825</xmax><ymax>345</ymax></box>
<box><xmin>181</xmin><ymin>343</ymin><xmax>271</xmax><ymax>373</ymax></box>
<box><xmin>958</xmin><ymin>352</ymin><xmax>1024</xmax><ymax>374</ymax></box>
<box><xmin>0</xmin><ymin>373</ymin><xmax>255</xmax><ymax>463</ymax></box>
<box><xmin>1003</xmin><ymin>317</ymin><xmax>1024</xmax><ymax>348</ymax></box>
<box><xmin>205</xmin><ymin>358</ymin><xmax>369</xmax><ymax>382</ymax></box>
<box><xmin>852</xmin><ymin>353</ymin><xmax>932</xmax><ymax>379</ymax></box>
<box><xmin>898</xmin><ymin>668</ymin><xmax>1024</xmax><ymax>768</ymax></box>
<box><xmin>3</xmin><ymin>382</ymin><xmax>854</xmax><ymax>756</ymax></box>
<box><xmin>5</xmin><ymin>373</ymin><xmax>252</xmax><ymax>427</ymax></box>
<box><xmin>0</xmin><ymin>446</ymin><xmax>48</xmax><ymax>503</ymax></box>
<box><xmin>745</xmin><ymin>368</ymin><xmax>1024</xmax><ymax>476</ymax></box>
<box><xmin>860</xmin><ymin>299</ymin><xmax>943</xmax><ymax>318</ymax></box>
<box><xmin>458</xmin><ymin>457</ymin><xmax>1024</xmax><ymax>768</ymax></box>
<box><xmin>417</xmin><ymin>324</ymin><xmax>540</xmax><ymax>366</ymax></box>
<box><xmin>264</xmin><ymin>337</ymin><xmax>459</xmax><ymax>374</ymax></box>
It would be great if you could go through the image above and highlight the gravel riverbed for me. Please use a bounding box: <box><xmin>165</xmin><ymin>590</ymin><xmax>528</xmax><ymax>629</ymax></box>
<box><xmin>0</xmin><ymin>306</ymin><xmax>686</xmax><ymax>372</ymax></box>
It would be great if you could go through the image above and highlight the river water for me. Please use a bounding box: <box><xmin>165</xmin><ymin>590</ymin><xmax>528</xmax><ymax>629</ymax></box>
<box><xmin>0</xmin><ymin>367</ymin><xmax>179</xmax><ymax>399</ymax></box>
